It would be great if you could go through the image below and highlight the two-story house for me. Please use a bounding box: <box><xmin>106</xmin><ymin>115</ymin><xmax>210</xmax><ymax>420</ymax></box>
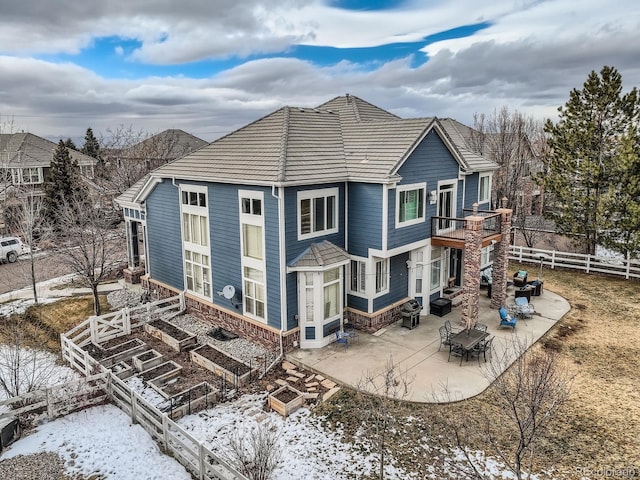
<box><xmin>117</xmin><ymin>95</ymin><xmax>511</xmax><ymax>352</ymax></box>
<box><xmin>0</xmin><ymin>132</ymin><xmax>98</xmax><ymax>232</ymax></box>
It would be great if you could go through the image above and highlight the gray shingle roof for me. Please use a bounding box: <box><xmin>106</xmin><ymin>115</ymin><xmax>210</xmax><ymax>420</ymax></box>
<box><xmin>0</xmin><ymin>133</ymin><xmax>97</xmax><ymax>168</ymax></box>
<box><xmin>121</xmin><ymin>129</ymin><xmax>208</xmax><ymax>160</ymax></box>
<box><xmin>288</xmin><ymin>240</ymin><xmax>350</xmax><ymax>269</ymax></box>
<box><xmin>120</xmin><ymin>95</ymin><xmax>498</xmax><ymax>204</ymax></box>
<box><xmin>437</xmin><ymin>119</ymin><xmax>499</xmax><ymax>172</ymax></box>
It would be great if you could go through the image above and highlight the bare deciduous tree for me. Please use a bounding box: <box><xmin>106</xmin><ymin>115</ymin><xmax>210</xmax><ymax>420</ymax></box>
<box><xmin>355</xmin><ymin>357</ymin><xmax>414</xmax><ymax>480</ymax></box>
<box><xmin>435</xmin><ymin>337</ymin><xmax>573</xmax><ymax>479</ymax></box>
<box><xmin>53</xmin><ymin>196</ymin><xmax>125</xmax><ymax>315</ymax></box>
<box><xmin>471</xmin><ymin>108</ymin><xmax>546</xmax><ymax>217</ymax></box>
<box><xmin>221</xmin><ymin>421</ymin><xmax>283</xmax><ymax>480</ymax></box>
<box><xmin>3</xmin><ymin>188</ymin><xmax>50</xmax><ymax>304</ymax></box>
<box><xmin>0</xmin><ymin>312</ymin><xmax>56</xmax><ymax>398</ymax></box>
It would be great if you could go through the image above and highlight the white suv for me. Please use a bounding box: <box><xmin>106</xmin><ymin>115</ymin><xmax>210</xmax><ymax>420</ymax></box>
<box><xmin>0</xmin><ymin>237</ymin><xmax>30</xmax><ymax>263</ymax></box>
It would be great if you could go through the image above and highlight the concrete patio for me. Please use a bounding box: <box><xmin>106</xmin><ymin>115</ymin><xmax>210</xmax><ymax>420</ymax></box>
<box><xmin>287</xmin><ymin>288</ymin><xmax>570</xmax><ymax>403</ymax></box>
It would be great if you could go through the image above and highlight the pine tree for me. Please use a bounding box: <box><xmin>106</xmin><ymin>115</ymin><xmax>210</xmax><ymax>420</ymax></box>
<box><xmin>64</xmin><ymin>138</ymin><xmax>77</xmax><ymax>150</ymax></box>
<box><xmin>43</xmin><ymin>140</ymin><xmax>88</xmax><ymax>225</ymax></box>
<box><xmin>81</xmin><ymin>127</ymin><xmax>100</xmax><ymax>159</ymax></box>
<box><xmin>540</xmin><ymin>66</ymin><xmax>639</xmax><ymax>255</ymax></box>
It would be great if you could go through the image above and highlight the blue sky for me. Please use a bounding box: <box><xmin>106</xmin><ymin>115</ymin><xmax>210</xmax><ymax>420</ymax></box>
<box><xmin>0</xmin><ymin>0</ymin><xmax>638</xmax><ymax>143</ymax></box>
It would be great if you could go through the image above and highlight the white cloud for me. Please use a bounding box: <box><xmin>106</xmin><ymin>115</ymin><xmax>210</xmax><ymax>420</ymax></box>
<box><xmin>0</xmin><ymin>1</ymin><xmax>639</xmax><ymax>143</ymax></box>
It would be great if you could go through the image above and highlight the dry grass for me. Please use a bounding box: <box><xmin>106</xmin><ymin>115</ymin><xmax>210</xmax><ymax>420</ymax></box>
<box><xmin>318</xmin><ymin>267</ymin><xmax>640</xmax><ymax>479</ymax></box>
<box><xmin>0</xmin><ymin>295</ymin><xmax>111</xmax><ymax>352</ymax></box>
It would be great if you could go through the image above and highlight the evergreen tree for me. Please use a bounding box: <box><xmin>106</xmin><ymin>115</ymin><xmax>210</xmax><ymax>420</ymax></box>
<box><xmin>43</xmin><ymin>140</ymin><xmax>87</xmax><ymax>224</ymax></box>
<box><xmin>64</xmin><ymin>138</ymin><xmax>77</xmax><ymax>150</ymax></box>
<box><xmin>540</xmin><ymin>66</ymin><xmax>639</xmax><ymax>255</ymax></box>
<box><xmin>81</xmin><ymin>127</ymin><xmax>100</xmax><ymax>159</ymax></box>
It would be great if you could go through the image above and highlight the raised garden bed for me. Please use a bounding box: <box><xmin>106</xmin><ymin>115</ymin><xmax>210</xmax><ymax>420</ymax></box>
<box><xmin>268</xmin><ymin>385</ymin><xmax>305</xmax><ymax>417</ymax></box>
<box><xmin>112</xmin><ymin>361</ymin><xmax>134</xmax><ymax>380</ymax></box>
<box><xmin>140</xmin><ymin>360</ymin><xmax>182</xmax><ymax>384</ymax></box>
<box><xmin>144</xmin><ymin>319</ymin><xmax>197</xmax><ymax>352</ymax></box>
<box><xmin>190</xmin><ymin>344</ymin><xmax>256</xmax><ymax>386</ymax></box>
<box><xmin>100</xmin><ymin>339</ymin><xmax>148</xmax><ymax>368</ymax></box>
<box><xmin>132</xmin><ymin>349</ymin><xmax>164</xmax><ymax>372</ymax></box>
<box><xmin>161</xmin><ymin>382</ymin><xmax>218</xmax><ymax>420</ymax></box>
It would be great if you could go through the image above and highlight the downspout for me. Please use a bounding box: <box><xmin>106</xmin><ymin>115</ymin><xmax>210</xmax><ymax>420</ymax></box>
<box><xmin>272</xmin><ymin>184</ymin><xmax>285</xmax><ymax>358</ymax></box>
<box><xmin>272</xmin><ymin>106</ymin><xmax>290</xmax><ymax>358</ymax></box>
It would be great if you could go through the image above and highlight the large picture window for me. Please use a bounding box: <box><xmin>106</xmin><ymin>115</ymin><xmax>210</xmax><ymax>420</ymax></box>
<box><xmin>181</xmin><ymin>185</ymin><xmax>211</xmax><ymax>298</ymax></box>
<box><xmin>323</xmin><ymin>268</ymin><xmax>340</xmax><ymax>319</ymax></box>
<box><xmin>298</xmin><ymin>188</ymin><xmax>338</xmax><ymax>239</ymax></box>
<box><xmin>240</xmin><ymin>190</ymin><xmax>266</xmax><ymax>322</ymax></box>
<box><xmin>397</xmin><ymin>183</ymin><xmax>426</xmax><ymax>227</ymax></box>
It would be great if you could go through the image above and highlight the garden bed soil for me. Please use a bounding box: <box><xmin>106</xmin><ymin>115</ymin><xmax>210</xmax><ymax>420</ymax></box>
<box><xmin>192</xmin><ymin>344</ymin><xmax>251</xmax><ymax>375</ymax></box>
<box><xmin>140</xmin><ymin>361</ymin><xmax>182</xmax><ymax>382</ymax></box>
<box><xmin>147</xmin><ymin>319</ymin><xmax>192</xmax><ymax>341</ymax></box>
<box><xmin>144</xmin><ymin>319</ymin><xmax>197</xmax><ymax>352</ymax></box>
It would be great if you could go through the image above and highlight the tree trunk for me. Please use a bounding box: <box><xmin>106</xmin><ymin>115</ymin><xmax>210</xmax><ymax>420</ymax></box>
<box><xmin>30</xmin><ymin>255</ymin><xmax>38</xmax><ymax>305</ymax></box>
<box><xmin>92</xmin><ymin>284</ymin><xmax>101</xmax><ymax>316</ymax></box>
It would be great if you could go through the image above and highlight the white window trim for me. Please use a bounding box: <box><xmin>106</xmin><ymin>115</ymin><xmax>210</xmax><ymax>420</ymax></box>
<box><xmin>348</xmin><ymin>257</ymin><xmax>367</xmax><ymax>298</ymax></box>
<box><xmin>478</xmin><ymin>173</ymin><xmax>492</xmax><ymax>205</ymax></box>
<box><xmin>239</xmin><ymin>190</ymin><xmax>267</xmax><ymax>323</ymax></box>
<box><xmin>429</xmin><ymin>246</ymin><xmax>442</xmax><ymax>293</ymax></box>
<box><xmin>180</xmin><ymin>185</ymin><xmax>211</xmax><ymax>300</ymax></box>
<box><xmin>297</xmin><ymin>187</ymin><xmax>339</xmax><ymax>240</ymax></box>
<box><xmin>374</xmin><ymin>258</ymin><xmax>389</xmax><ymax>296</ymax></box>
<box><xmin>436</xmin><ymin>180</ymin><xmax>457</xmax><ymax>234</ymax></box>
<box><xmin>395</xmin><ymin>182</ymin><xmax>427</xmax><ymax>228</ymax></box>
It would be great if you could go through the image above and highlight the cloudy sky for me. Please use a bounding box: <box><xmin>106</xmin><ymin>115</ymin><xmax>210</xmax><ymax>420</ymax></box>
<box><xmin>1</xmin><ymin>0</ymin><xmax>638</xmax><ymax>143</ymax></box>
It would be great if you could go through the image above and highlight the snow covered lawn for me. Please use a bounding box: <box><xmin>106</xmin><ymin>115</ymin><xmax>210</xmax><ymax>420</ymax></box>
<box><xmin>1</xmin><ymin>404</ymin><xmax>192</xmax><ymax>480</ymax></box>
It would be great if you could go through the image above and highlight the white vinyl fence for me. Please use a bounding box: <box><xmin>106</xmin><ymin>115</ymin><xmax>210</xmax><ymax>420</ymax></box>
<box><xmin>509</xmin><ymin>245</ymin><xmax>640</xmax><ymax>280</ymax></box>
<box><xmin>3</xmin><ymin>294</ymin><xmax>246</xmax><ymax>480</ymax></box>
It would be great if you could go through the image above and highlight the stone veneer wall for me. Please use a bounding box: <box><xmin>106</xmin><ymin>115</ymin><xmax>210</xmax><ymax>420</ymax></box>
<box><xmin>490</xmin><ymin>206</ymin><xmax>513</xmax><ymax>310</ymax></box>
<box><xmin>345</xmin><ymin>298</ymin><xmax>409</xmax><ymax>333</ymax></box>
<box><xmin>141</xmin><ymin>277</ymin><xmax>299</xmax><ymax>353</ymax></box>
<box><xmin>461</xmin><ymin>215</ymin><xmax>483</xmax><ymax>329</ymax></box>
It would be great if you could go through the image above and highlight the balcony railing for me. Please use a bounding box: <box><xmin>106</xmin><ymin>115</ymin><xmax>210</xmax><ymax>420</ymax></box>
<box><xmin>431</xmin><ymin>211</ymin><xmax>502</xmax><ymax>244</ymax></box>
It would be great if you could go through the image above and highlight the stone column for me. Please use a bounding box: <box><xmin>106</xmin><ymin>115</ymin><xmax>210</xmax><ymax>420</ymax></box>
<box><xmin>491</xmin><ymin>199</ymin><xmax>513</xmax><ymax>309</ymax></box>
<box><xmin>461</xmin><ymin>214</ymin><xmax>483</xmax><ymax>330</ymax></box>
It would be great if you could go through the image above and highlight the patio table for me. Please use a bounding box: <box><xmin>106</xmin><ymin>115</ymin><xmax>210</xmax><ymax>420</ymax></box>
<box><xmin>449</xmin><ymin>329</ymin><xmax>489</xmax><ymax>364</ymax></box>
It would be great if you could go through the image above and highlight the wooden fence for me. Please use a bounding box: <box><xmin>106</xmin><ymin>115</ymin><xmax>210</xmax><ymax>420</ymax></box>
<box><xmin>58</xmin><ymin>298</ymin><xmax>247</xmax><ymax>480</ymax></box>
<box><xmin>509</xmin><ymin>245</ymin><xmax>640</xmax><ymax>280</ymax></box>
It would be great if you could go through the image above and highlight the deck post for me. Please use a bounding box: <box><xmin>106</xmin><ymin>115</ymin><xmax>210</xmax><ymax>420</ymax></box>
<box><xmin>491</xmin><ymin>203</ymin><xmax>513</xmax><ymax>309</ymax></box>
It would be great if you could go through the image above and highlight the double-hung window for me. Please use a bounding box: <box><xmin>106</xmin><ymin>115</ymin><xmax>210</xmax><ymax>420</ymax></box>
<box><xmin>298</xmin><ymin>188</ymin><xmax>338</xmax><ymax>239</ymax></box>
<box><xmin>396</xmin><ymin>183</ymin><xmax>426</xmax><ymax>227</ymax></box>
<box><xmin>375</xmin><ymin>258</ymin><xmax>389</xmax><ymax>294</ymax></box>
<box><xmin>181</xmin><ymin>186</ymin><xmax>211</xmax><ymax>298</ymax></box>
<box><xmin>240</xmin><ymin>190</ymin><xmax>266</xmax><ymax>322</ymax></box>
<box><xmin>349</xmin><ymin>259</ymin><xmax>366</xmax><ymax>295</ymax></box>
<box><xmin>479</xmin><ymin>173</ymin><xmax>491</xmax><ymax>204</ymax></box>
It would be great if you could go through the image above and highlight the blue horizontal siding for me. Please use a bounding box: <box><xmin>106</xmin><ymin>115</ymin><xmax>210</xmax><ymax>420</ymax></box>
<box><xmin>347</xmin><ymin>183</ymin><xmax>382</xmax><ymax>256</ymax></box>
<box><xmin>373</xmin><ymin>252</ymin><xmax>409</xmax><ymax>311</ymax></box>
<box><xmin>146</xmin><ymin>180</ymin><xmax>184</xmax><ymax>289</ymax></box>
<box><xmin>387</xmin><ymin>130</ymin><xmax>462</xmax><ymax>249</ymax></box>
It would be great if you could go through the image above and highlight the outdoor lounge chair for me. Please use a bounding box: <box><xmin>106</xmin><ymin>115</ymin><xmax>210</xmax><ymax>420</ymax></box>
<box><xmin>513</xmin><ymin>270</ymin><xmax>528</xmax><ymax>287</ymax></box>
<box><xmin>513</xmin><ymin>296</ymin><xmax>535</xmax><ymax>319</ymax></box>
<box><xmin>499</xmin><ymin>307</ymin><xmax>517</xmax><ymax>329</ymax></box>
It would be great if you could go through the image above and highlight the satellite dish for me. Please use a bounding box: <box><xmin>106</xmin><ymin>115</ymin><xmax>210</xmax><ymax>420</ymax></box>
<box><xmin>222</xmin><ymin>285</ymin><xmax>235</xmax><ymax>299</ymax></box>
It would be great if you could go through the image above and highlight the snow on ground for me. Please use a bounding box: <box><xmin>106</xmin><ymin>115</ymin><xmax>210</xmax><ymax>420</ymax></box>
<box><xmin>178</xmin><ymin>393</ymin><xmax>416</xmax><ymax>480</ymax></box>
<box><xmin>0</xmin><ymin>297</ymin><xmax>59</xmax><ymax>317</ymax></box>
<box><xmin>0</xmin><ymin>404</ymin><xmax>192</xmax><ymax>480</ymax></box>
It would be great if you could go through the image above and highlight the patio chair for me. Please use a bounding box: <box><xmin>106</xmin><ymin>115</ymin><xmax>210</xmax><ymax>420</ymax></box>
<box><xmin>472</xmin><ymin>336</ymin><xmax>494</xmax><ymax>364</ymax></box>
<box><xmin>513</xmin><ymin>270</ymin><xmax>528</xmax><ymax>287</ymax></box>
<box><xmin>448</xmin><ymin>341</ymin><xmax>466</xmax><ymax>365</ymax></box>
<box><xmin>334</xmin><ymin>331</ymin><xmax>348</xmax><ymax>350</ymax></box>
<box><xmin>513</xmin><ymin>296</ymin><xmax>535</xmax><ymax>319</ymax></box>
<box><xmin>344</xmin><ymin>322</ymin><xmax>358</xmax><ymax>343</ymax></box>
<box><xmin>438</xmin><ymin>325</ymin><xmax>451</xmax><ymax>351</ymax></box>
<box><xmin>444</xmin><ymin>319</ymin><xmax>462</xmax><ymax>336</ymax></box>
<box><xmin>499</xmin><ymin>307</ymin><xmax>517</xmax><ymax>329</ymax></box>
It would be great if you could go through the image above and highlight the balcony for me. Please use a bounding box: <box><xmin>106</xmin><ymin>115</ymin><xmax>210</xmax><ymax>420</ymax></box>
<box><xmin>430</xmin><ymin>210</ymin><xmax>502</xmax><ymax>249</ymax></box>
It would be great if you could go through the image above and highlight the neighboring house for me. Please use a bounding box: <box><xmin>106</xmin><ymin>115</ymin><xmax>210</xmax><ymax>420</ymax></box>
<box><xmin>117</xmin><ymin>95</ymin><xmax>512</xmax><ymax>353</ymax></box>
<box><xmin>0</xmin><ymin>132</ymin><xmax>98</xmax><ymax>232</ymax></box>
<box><xmin>438</xmin><ymin>119</ymin><xmax>544</xmax><ymax>217</ymax></box>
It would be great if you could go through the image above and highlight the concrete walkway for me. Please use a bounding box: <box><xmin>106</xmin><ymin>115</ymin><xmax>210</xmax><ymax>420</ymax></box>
<box><xmin>0</xmin><ymin>273</ymin><xmax>140</xmax><ymax>305</ymax></box>
<box><xmin>287</xmin><ymin>289</ymin><xmax>570</xmax><ymax>403</ymax></box>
